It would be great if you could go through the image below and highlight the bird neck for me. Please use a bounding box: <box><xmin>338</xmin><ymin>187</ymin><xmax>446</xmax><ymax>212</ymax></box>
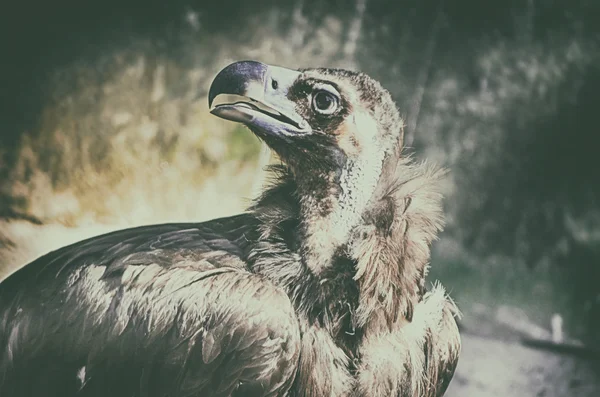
<box><xmin>295</xmin><ymin>148</ymin><xmax>386</xmax><ymax>276</ymax></box>
<box><xmin>250</xmin><ymin>156</ymin><xmax>445</xmax><ymax>333</ymax></box>
<box><xmin>349</xmin><ymin>156</ymin><xmax>446</xmax><ymax>332</ymax></box>
<box><xmin>295</xmin><ymin>154</ymin><xmax>445</xmax><ymax>332</ymax></box>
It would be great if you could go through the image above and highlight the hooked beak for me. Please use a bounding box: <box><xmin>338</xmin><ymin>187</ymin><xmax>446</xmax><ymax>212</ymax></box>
<box><xmin>208</xmin><ymin>61</ymin><xmax>311</xmax><ymax>139</ymax></box>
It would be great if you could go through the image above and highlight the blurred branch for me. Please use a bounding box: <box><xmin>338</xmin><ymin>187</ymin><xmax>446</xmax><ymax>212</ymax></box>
<box><xmin>521</xmin><ymin>337</ymin><xmax>600</xmax><ymax>361</ymax></box>
<box><xmin>514</xmin><ymin>0</ymin><xmax>535</xmax><ymax>44</ymax></box>
<box><xmin>343</xmin><ymin>0</ymin><xmax>368</xmax><ymax>64</ymax></box>
<box><xmin>404</xmin><ymin>0</ymin><xmax>445</xmax><ymax>147</ymax></box>
<box><xmin>287</xmin><ymin>0</ymin><xmax>307</xmax><ymax>50</ymax></box>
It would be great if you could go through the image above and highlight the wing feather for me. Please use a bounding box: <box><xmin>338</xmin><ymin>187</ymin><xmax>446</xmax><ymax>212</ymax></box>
<box><xmin>0</xmin><ymin>216</ymin><xmax>300</xmax><ymax>397</ymax></box>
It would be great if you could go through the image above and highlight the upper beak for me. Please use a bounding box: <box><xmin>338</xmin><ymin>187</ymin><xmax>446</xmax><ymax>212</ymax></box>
<box><xmin>208</xmin><ymin>61</ymin><xmax>311</xmax><ymax>138</ymax></box>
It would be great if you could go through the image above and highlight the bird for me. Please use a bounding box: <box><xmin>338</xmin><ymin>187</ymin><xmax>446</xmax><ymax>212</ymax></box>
<box><xmin>0</xmin><ymin>60</ymin><xmax>460</xmax><ymax>397</ymax></box>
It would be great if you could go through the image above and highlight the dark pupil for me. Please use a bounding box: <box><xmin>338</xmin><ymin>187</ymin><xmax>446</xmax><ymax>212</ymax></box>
<box><xmin>315</xmin><ymin>92</ymin><xmax>333</xmax><ymax>110</ymax></box>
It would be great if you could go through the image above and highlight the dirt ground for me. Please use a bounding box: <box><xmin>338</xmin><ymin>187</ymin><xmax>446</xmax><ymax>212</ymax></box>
<box><xmin>447</xmin><ymin>332</ymin><xmax>600</xmax><ymax>397</ymax></box>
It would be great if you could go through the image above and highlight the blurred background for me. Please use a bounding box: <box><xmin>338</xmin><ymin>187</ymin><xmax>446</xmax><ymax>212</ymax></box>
<box><xmin>1</xmin><ymin>0</ymin><xmax>599</xmax><ymax>395</ymax></box>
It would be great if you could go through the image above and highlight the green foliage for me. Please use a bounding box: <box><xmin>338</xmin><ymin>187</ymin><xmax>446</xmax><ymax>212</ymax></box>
<box><xmin>2</xmin><ymin>50</ymin><xmax>266</xmax><ymax>226</ymax></box>
<box><xmin>227</xmin><ymin>126</ymin><xmax>263</xmax><ymax>163</ymax></box>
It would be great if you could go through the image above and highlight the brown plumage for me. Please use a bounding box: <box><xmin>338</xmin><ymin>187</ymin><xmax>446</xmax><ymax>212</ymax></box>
<box><xmin>0</xmin><ymin>60</ymin><xmax>460</xmax><ymax>397</ymax></box>
<box><xmin>210</xmin><ymin>61</ymin><xmax>461</xmax><ymax>396</ymax></box>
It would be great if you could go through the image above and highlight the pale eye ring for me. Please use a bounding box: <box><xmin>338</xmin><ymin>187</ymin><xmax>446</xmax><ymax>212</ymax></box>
<box><xmin>312</xmin><ymin>90</ymin><xmax>339</xmax><ymax>115</ymax></box>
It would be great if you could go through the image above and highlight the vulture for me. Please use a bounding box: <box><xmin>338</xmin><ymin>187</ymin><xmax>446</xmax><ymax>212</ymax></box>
<box><xmin>0</xmin><ymin>61</ymin><xmax>460</xmax><ymax>397</ymax></box>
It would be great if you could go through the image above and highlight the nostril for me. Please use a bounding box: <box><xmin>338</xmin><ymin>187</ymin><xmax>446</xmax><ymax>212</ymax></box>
<box><xmin>271</xmin><ymin>79</ymin><xmax>279</xmax><ymax>90</ymax></box>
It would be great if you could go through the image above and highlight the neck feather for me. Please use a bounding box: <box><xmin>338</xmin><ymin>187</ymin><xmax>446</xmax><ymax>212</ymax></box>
<box><xmin>349</xmin><ymin>156</ymin><xmax>446</xmax><ymax>331</ymax></box>
<box><xmin>250</xmin><ymin>155</ymin><xmax>446</xmax><ymax>332</ymax></box>
<box><xmin>298</xmin><ymin>146</ymin><xmax>386</xmax><ymax>275</ymax></box>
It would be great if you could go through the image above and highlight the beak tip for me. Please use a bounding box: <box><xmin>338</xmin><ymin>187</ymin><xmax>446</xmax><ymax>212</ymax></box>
<box><xmin>208</xmin><ymin>60</ymin><xmax>268</xmax><ymax>109</ymax></box>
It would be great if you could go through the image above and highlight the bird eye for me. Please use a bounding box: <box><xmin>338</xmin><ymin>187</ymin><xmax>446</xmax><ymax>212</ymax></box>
<box><xmin>312</xmin><ymin>91</ymin><xmax>339</xmax><ymax>115</ymax></box>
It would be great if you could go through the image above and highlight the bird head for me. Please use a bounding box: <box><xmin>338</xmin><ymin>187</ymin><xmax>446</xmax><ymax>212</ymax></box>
<box><xmin>208</xmin><ymin>62</ymin><xmax>445</xmax><ymax>316</ymax></box>
<box><xmin>208</xmin><ymin>61</ymin><xmax>403</xmax><ymax>186</ymax></box>
<box><xmin>209</xmin><ymin>61</ymin><xmax>407</xmax><ymax>273</ymax></box>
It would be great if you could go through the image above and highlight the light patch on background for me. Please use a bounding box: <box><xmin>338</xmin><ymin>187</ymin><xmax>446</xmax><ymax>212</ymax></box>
<box><xmin>0</xmin><ymin>12</ymin><xmax>352</xmax><ymax>278</ymax></box>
